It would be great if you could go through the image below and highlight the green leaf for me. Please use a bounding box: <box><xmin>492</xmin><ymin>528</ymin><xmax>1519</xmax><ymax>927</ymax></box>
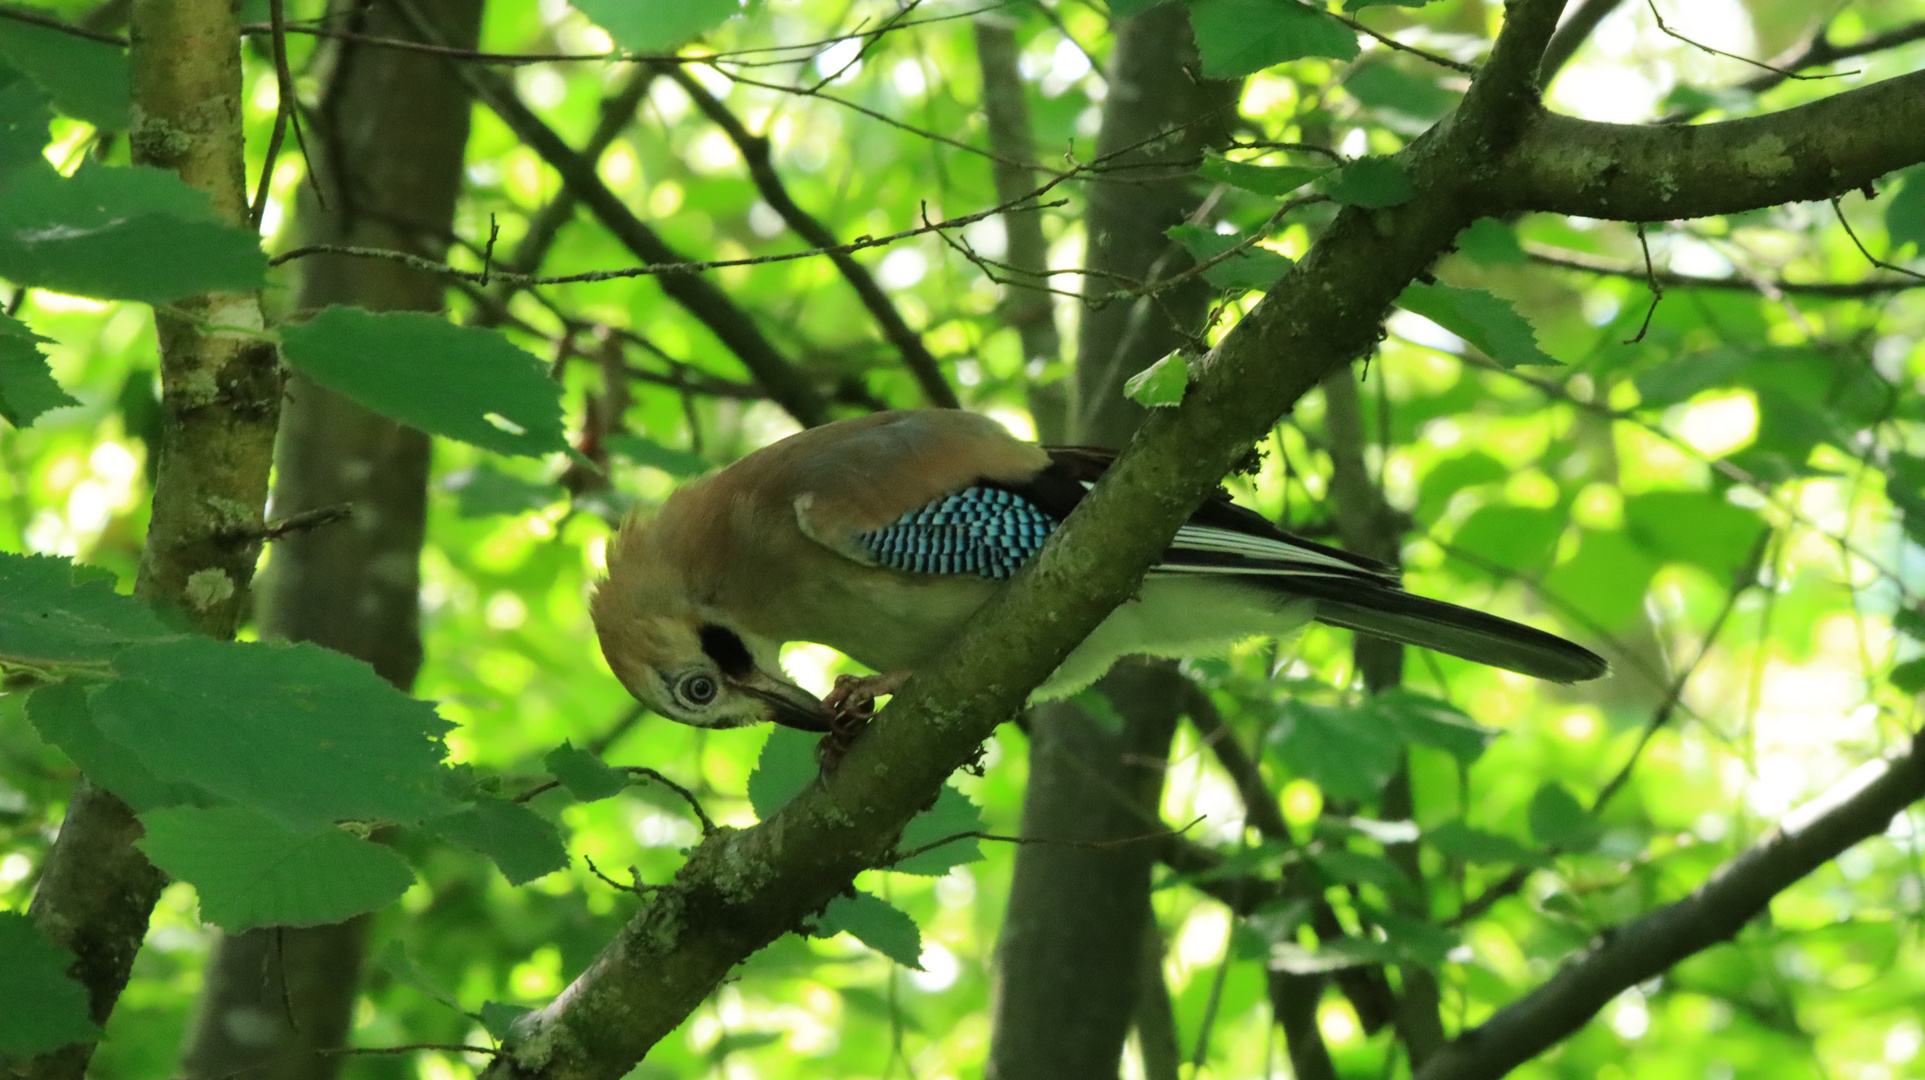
<box><xmin>1622</xmin><ymin>491</ymin><xmax>1766</xmax><ymax>579</ymax></box>
<box><xmin>443</xmin><ymin>464</ymin><xmax>563</xmax><ymax>518</ymax></box>
<box><xmin>544</xmin><ymin>741</ymin><xmax>628</xmax><ymax>801</ymax></box>
<box><xmin>0</xmin><ymin>162</ymin><xmax>267</xmax><ymax>302</ymax></box>
<box><xmin>1425</xmin><ymin>820</ymin><xmax>1543</xmax><ymax>865</ymax></box>
<box><xmin>1396</xmin><ymin>282</ymin><xmax>1557</xmax><ymax>367</ymax></box>
<box><xmin>27</xmin><ymin>681</ymin><xmax>209</xmax><ymax>812</ymax></box>
<box><xmin>1455</xmin><ymin>217</ymin><xmax>1526</xmax><ymax>266</ymax></box>
<box><xmin>1122</xmin><ymin>350</ymin><xmax>1191</xmax><ymax>407</ymax></box>
<box><xmin>0</xmin><ymin>911</ymin><xmax>100</xmax><ymax>1056</ymax></box>
<box><xmin>1267</xmin><ymin>699</ymin><xmax>1403</xmax><ymax>801</ymax></box>
<box><xmin>708</xmin><ymin>1030</ymin><xmax>783</xmax><ymax>1063</ymax></box>
<box><xmin>0</xmin><ymin>63</ymin><xmax>51</xmax><ymax>175</ymax></box>
<box><xmin>138</xmin><ymin>805</ymin><xmax>416</xmax><ymax>931</ymax></box>
<box><xmin>1316</xmin><ymin>156</ymin><xmax>1413</xmax><ymax>209</ymax></box>
<box><xmin>1528</xmin><ymin>781</ymin><xmax>1601</xmax><ymax>852</ymax></box>
<box><xmin>892</xmin><ymin>785</ymin><xmax>985</xmax><ymax>876</ymax></box>
<box><xmin>603</xmin><ymin>433</ymin><xmax>708</xmax><ymax>477</ymax></box>
<box><xmin>0</xmin><ymin>310</ymin><xmax>75</xmax><ymax>427</ymax></box>
<box><xmin>813</xmin><ymin>891</ymin><xmax>924</xmax><ymax>969</ymax></box>
<box><xmin>94</xmin><ymin>637</ymin><xmax>456</xmax><ymax>831</ymax></box>
<box><xmin>1632</xmin><ymin>348</ymin><xmax>1752</xmax><ymax>408</ymax></box>
<box><xmin>280</xmin><ymin>308</ymin><xmax>567</xmax><ymax>458</ymax></box>
<box><xmin>1889</xmin><ymin>452</ymin><xmax>1925</xmax><ymax>547</ymax></box>
<box><xmin>1884</xmin><ymin>165</ymin><xmax>1925</xmax><ymax>253</ymax></box>
<box><xmin>1309</xmin><ymin>849</ymin><xmax>1417</xmax><ymax>901</ymax></box>
<box><xmin>477</xmin><ymin>1002</ymin><xmax>532</xmax><ymax>1042</ymax></box>
<box><xmin>1109</xmin><ymin>0</ymin><xmax>1167</xmax><ymax>13</ymax></box>
<box><xmin>424</xmin><ymin>797</ymin><xmax>569</xmax><ymax>885</ymax></box>
<box><xmin>1371</xmin><ymin>909</ymin><xmax>1461</xmax><ymax>967</ymax></box>
<box><xmin>0</xmin><ymin>552</ymin><xmax>173</xmax><ymax>669</ymax></box>
<box><xmin>572</xmin><ymin>0</ymin><xmax>740</xmax><ymax>52</ymax></box>
<box><xmin>0</xmin><ymin>14</ymin><xmax>129</xmax><ymax>129</ymax></box>
<box><xmin>1369</xmin><ymin>689</ymin><xmax>1497</xmax><ymax>765</ymax></box>
<box><xmin>1343</xmin><ymin>0</ymin><xmax>1439</xmax><ymax>8</ymax></box>
<box><xmin>1895</xmin><ymin>608</ymin><xmax>1925</xmax><ymax>642</ymax></box>
<box><xmin>1540</xmin><ymin>529</ymin><xmax>1661</xmax><ymax>631</ymax></box>
<box><xmin>1891</xmin><ymin>658</ymin><xmax>1925</xmax><ymax>695</ymax></box>
<box><xmin>1343</xmin><ymin>62</ymin><xmax>1458</xmax><ymax>122</ymax></box>
<box><xmin>1197</xmin><ymin>155</ymin><xmax>1330</xmax><ymax>197</ymax></box>
<box><xmin>1166</xmin><ymin>224</ymin><xmax>1293</xmax><ymax>290</ymax></box>
<box><xmin>1414</xmin><ymin>451</ymin><xmax>1508</xmax><ymax>522</ymax></box>
<box><xmin>747</xmin><ymin>725</ymin><xmax>821</xmax><ymax>819</ymax></box>
<box><xmin>375</xmin><ymin>941</ymin><xmax>466</xmax><ymax>1016</ymax></box>
<box><xmin>1450</xmin><ymin>504</ymin><xmax>1564</xmax><ymax>573</ymax></box>
<box><xmin>1189</xmin><ymin>0</ymin><xmax>1358</xmax><ymax>79</ymax></box>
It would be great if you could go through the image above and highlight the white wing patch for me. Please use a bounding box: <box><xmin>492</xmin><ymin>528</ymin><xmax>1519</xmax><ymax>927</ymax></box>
<box><xmin>1164</xmin><ymin>525</ymin><xmax>1394</xmax><ymax>580</ymax></box>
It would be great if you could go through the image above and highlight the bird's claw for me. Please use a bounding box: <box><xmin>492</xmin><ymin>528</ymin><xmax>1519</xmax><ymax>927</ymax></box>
<box><xmin>820</xmin><ymin>670</ymin><xmax>912</xmax><ymax>719</ymax></box>
<box><xmin>814</xmin><ymin>671</ymin><xmax>912</xmax><ymax>771</ymax></box>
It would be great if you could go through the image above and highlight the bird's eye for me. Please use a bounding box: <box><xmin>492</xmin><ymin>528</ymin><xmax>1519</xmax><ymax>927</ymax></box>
<box><xmin>678</xmin><ymin>672</ymin><xmax>719</xmax><ymax>707</ymax></box>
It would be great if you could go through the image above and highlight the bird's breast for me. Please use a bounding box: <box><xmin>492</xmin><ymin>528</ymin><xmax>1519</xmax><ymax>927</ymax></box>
<box><xmin>756</xmin><ymin>566</ymin><xmax>999</xmax><ymax>673</ymax></box>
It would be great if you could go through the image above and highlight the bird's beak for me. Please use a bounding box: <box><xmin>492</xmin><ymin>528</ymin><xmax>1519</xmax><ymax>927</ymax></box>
<box><xmin>735</xmin><ymin>669</ymin><xmax>829</xmax><ymax>732</ymax></box>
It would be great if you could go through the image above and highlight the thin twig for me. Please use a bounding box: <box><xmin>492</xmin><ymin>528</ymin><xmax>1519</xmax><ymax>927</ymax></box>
<box><xmin>1526</xmin><ymin>246</ymin><xmax>1922</xmax><ymax>297</ymax></box>
<box><xmin>1831</xmin><ymin>197</ymin><xmax>1925</xmax><ymax>284</ymax></box>
<box><xmin>624</xmin><ymin>766</ymin><xmax>717</xmax><ymax>834</ymax></box>
<box><xmin>1590</xmin><ymin>529</ymin><xmax>1771</xmax><ymax>813</ymax></box>
<box><xmin>583</xmin><ymin>855</ymin><xmax>661</xmax><ymax>895</ymax></box>
<box><xmin>1451</xmin><ymin>530</ymin><xmax>1769</xmax><ymax>928</ymax></box>
<box><xmin>1621</xmin><ymin>223</ymin><xmax>1662</xmax><ymax>344</ymax></box>
<box><xmin>511</xmin><ymin>763</ymin><xmax>713</xmax><ymax>835</ymax></box>
<box><xmin>0</xmin><ymin>3</ymin><xmax>1011</xmax><ymax>62</ymax></box>
<box><xmin>887</xmin><ymin>815</ymin><xmax>1205</xmax><ymax>867</ymax></box>
<box><xmin>213</xmin><ymin>503</ymin><xmax>352</xmax><ymax>545</ymax></box>
<box><xmin>1415</xmin><ymin>730</ymin><xmax>1925</xmax><ymax>1080</ymax></box>
<box><xmin>1124</xmin><ymin>193</ymin><xmax>1325</xmax><ymax>300</ymax></box>
<box><xmin>1467</xmin><ymin>358</ymin><xmax>1914</xmax><ymax>601</ymax></box>
<box><xmin>315</xmin><ymin>1043</ymin><xmax>502</xmax><ymax>1058</ymax></box>
<box><xmin>1735</xmin><ymin>19</ymin><xmax>1925</xmax><ymax>95</ymax></box>
<box><xmin>0</xmin><ymin>4</ymin><xmax>125</xmax><ymax>44</ymax></box>
<box><xmin>268</xmin><ymin>198</ymin><xmax>1065</xmax><ymax>282</ymax></box>
<box><xmin>1644</xmin><ymin>0</ymin><xmax>1848</xmax><ymax>82</ymax></box>
<box><xmin>661</xmin><ymin>63</ymin><xmax>959</xmax><ymax>408</ymax></box>
<box><xmin>1333</xmin><ymin>13</ymin><xmax>1477</xmax><ymax>74</ymax></box>
<box><xmin>246</xmin><ymin>0</ymin><xmax>295</xmax><ymax>230</ymax></box>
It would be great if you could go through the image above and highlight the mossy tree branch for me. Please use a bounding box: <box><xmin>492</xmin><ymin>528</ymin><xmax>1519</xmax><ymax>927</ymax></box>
<box><xmin>479</xmin><ymin>3</ymin><xmax>1925</xmax><ymax>1076</ymax></box>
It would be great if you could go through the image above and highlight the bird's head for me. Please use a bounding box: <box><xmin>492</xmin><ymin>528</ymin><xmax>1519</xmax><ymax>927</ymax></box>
<box><xmin>592</xmin><ymin>517</ymin><xmax>827</xmax><ymax>732</ymax></box>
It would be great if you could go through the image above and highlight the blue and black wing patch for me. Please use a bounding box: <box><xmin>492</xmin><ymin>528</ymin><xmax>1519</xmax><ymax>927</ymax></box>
<box><xmin>856</xmin><ymin>486</ymin><xmax>1058</xmax><ymax>579</ymax></box>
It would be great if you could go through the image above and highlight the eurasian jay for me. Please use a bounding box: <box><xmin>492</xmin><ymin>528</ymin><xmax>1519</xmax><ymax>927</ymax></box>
<box><xmin>591</xmin><ymin>410</ymin><xmax>1606</xmax><ymax>731</ymax></box>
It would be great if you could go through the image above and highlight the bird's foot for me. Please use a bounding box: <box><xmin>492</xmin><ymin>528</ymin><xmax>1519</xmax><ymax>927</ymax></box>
<box><xmin>814</xmin><ymin>671</ymin><xmax>912</xmax><ymax>772</ymax></box>
<box><xmin>821</xmin><ymin>670</ymin><xmax>913</xmax><ymax>720</ymax></box>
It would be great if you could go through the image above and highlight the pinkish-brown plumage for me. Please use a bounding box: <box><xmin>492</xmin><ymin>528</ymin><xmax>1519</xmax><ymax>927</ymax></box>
<box><xmin>591</xmin><ymin>409</ymin><xmax>1605</xmax><ymax>731</ymax></box>
<box><xmin>591</xmin><ymin>411</ymin><xmax>1047</xmax><ymax>729</ymax></box>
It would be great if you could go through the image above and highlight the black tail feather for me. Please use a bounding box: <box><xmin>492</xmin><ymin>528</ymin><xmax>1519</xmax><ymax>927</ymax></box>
<box><xmin>1265</xmin><ymin>576</ymin><xmax>1608</xmax><ymax>683</ymax></box>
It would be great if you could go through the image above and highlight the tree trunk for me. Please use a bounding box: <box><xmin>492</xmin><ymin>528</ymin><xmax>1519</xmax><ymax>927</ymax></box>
<box><xmin>988</xmin><ymin>9</ymin><xmax>1237</xmax><ymax>1079</ymax></box>
<box><xmin>15</xmin><ymin>1</ymin><xmax>271</xmax><ymax>1075</ymax></box>
<box><xmin>177</xmin><ymin>2</ymin><xmax>483</xmax><ymax>1077</ymax></box>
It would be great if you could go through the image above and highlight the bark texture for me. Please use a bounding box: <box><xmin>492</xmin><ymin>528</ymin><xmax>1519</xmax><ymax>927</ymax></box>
<box><xmin>989</xmin><ymin>8</ymin><xmax>1235</xmax><ymax>1079</ymax></box>
<box><xmin>178</xmin><ymin>2</ymin><xmax>483</xmax><ymax>1077</ymax></box>
<box><xmin>1069</xmin><ymin>4</ymin><xmax>1237</xmax><ymax>449</ymax></box>
<box><xmin>989</xmin><ymin>661</ymin><xmax>1185</xmax><ymax>1080</ymax></box>
<box><xmin>16</xmin><ymin>2</ymin><xmax>273</xmax><ymax>1076</ymax></box>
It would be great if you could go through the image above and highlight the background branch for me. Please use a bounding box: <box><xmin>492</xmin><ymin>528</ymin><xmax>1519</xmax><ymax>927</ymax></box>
<box><xmin>1415</xmin><ymin>732</ymin><xmax>1925</xmax><ymax>1080</ymax></box>
<box><xmin>661</xmin><ymin>65</ymin><xmax>958</xmax><ymax>409</ymax></box>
